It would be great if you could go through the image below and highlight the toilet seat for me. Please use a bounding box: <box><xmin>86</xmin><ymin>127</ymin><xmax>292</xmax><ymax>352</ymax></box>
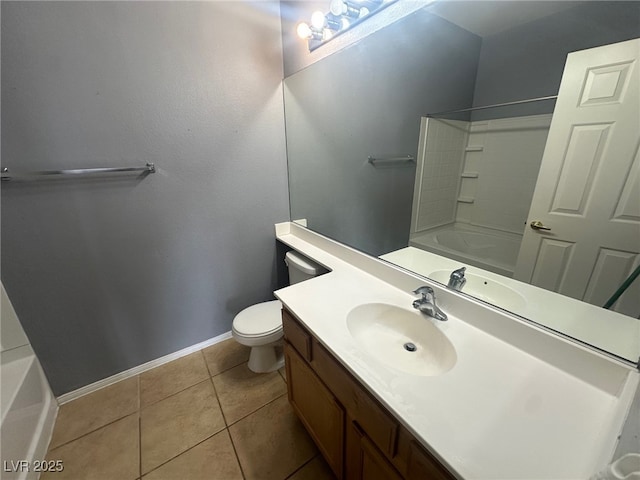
<box><xmin>232</xmin><ymin>300</ymin><xmax>283</xmax><ymax>347</ymax></box>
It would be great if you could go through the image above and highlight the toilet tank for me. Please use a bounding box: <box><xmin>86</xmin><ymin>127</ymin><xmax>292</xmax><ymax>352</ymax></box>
<box><xmin>285</xmin><ymin>251</ymin><xmax>326</xmax><ymax>285</ymax></box>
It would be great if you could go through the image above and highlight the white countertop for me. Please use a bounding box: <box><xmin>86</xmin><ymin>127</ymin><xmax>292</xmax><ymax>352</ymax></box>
<box><xmin>274</xmin><ymin>222</ymin><xmax>638</xmax><ymax>480</ymax></box>
<box><xmin>381</xmin><ymin>246</ymin><xmax>640</xmax><ymax>363</ymax></box>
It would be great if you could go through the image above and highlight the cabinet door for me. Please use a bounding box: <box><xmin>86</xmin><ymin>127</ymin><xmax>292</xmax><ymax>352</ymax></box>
<box><xmin>347</xmin><ymin>420</ymin><xmax>403</xmax><ymax>480</ymax></box>
<box><xmin>311</xmin><ymin>339</ymin><xmax>398</xmax><ymax>457</ymax></box>
<box><xmin>285</xmin><ymin>342</ymin><xmax>344</xmax><ymax>479</ymax></box>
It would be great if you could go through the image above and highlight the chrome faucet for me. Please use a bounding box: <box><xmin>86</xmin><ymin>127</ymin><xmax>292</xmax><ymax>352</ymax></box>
<box><xmin>448</xmin><ymin>267</ymin><xmax>467</xmax><ymax>291</ymax></box>
<box><xmin>412</xmin><ymin>286</ymin><xmax>448</xmax><ymax>321</ymax></box>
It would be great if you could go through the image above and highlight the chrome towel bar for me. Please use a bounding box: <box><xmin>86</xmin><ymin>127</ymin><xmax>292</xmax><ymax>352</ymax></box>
<box><xmin>1</xmin><ymin>163</ymin><xmax>156</xmax><ymax>181</ymax></box>
<box><xmin>367</xmin><ymin>155</ymin><xmax>415</xmax><ymax>167</ymax></box>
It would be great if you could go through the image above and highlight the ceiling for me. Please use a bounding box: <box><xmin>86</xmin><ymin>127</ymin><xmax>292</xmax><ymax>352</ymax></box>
<box><xmin>428</xmin><ymin>0</ymin><xmax>584</xmax><ymax>37</ymax></box>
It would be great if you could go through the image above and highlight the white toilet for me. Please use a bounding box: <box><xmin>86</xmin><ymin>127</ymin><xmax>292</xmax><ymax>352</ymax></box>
<box><xmin>232</xmin><ymin>250</ymin><xmax>325</xmax><ymax>373</ymax></box>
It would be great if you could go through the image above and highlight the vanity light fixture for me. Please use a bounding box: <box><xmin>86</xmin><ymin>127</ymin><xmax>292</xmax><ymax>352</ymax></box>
<box><xmin>296</xmin><ymin>0</ymin><xmax>395</xmax><ymax>50</ymax></box>
<box><xmin>330</xmin><ymin>0</ymin><xmax>365</xmax><ymax>18</ymax></box>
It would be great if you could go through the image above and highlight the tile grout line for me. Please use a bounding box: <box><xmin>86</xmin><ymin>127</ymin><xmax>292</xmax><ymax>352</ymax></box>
<box><xmin>209</xmin><ymin>359</ymin><xmax>287</xmax><ymax>427</ymax></box>
<box><xmin>47</xmin><ymin>345</ymin><xmax>262</xmax><ymax>478</ymax></box>
<box><xmin>208</xmin><ymin>369</ymin><xmax>248</xmax><ymax>479</ymax></box>
<box><xmin>139</xmin><ymin>426</ymin><xmax>229</xmax><ymax>477</ymax></box>
<box><xmin>205</xmin><ymin>376</ymin><xmax>290</xmax><ymax>477</ymax></box>
<box><xmin>47</xmin><ymin>376</ymin><xmax>141</xmax><ymax>452</ymax></box>
<box><xmin>138</xmin><ymin>415</ymin><xmax>143</xmax><ymax>479</ymax></box>
<box><xmin>139</xmin><ymin>375</ymin><xmax>229</xmax><ymax>477</ymax></box>
<box><xmin>47</xmin><ymin>410</ymin><xmax>139</xmax><ymax>452</ymax></box>
<box><xmin>207</xmin><ymin>360</ymin><xmax>250</xmax><ymax>379</ymax></box>
<box><xmin>224</xmin><ymin>388</ymin><xmax>319</xmax><ymax>480</ymax></box>
<box><xmin>201</xmin><ymin>349</ymin><xmax>215</xmax><ymax>378</ymax></box>
<box><xmin>201</xmin><ymin>342</ymin><xmax>251</xmax><ymax>378</ymax></box>
<box><xmin>139</xmin><ymin>374</ymin><xmax>211</xmax><ymax>410</ymax></box>
<box><xmin>139</xmin><ymin>346</ymin><xmax>249</xmax><ymax>410</ymax></box>
<box><xmin>226</xmin><ymin>427</ymin><xmax>247</xmax><ymax>480</ymax></box>
<box><xmin>48</xmin><ymin>362</ymin><xmax>216</xmax><ymax>453</ymax></box>
<box><xmin>284</xmin><ymin>454</ymin><xmax>320</xmax><ymax>479</ymax></box>
<box><xmin>225</xmin><ymin>391</ymin><xmax>289</xmax><ymax>428</ymax></box>
<box><xmin>56</xmin><ymin>352</ymin><xmax>244</xmax><ymax>449</ymax></box>
<box><xmin>138</xmin><ymin>343</ymin><xmax>245</xmax><ymax>408</ymax></box>
<box><xmin>51</xmin><ymin>344</ymin><xmax>245</xmax><ymax>432</ymax></box>
<box><xmin>50</xmin><ymin>346</ymin><xmax>257</xmax><ymax>453</ymax></box>
<box><xmin>209</xmin><ymin>376</ymin><xmax>231</xmax><ymax>427</ymax></box>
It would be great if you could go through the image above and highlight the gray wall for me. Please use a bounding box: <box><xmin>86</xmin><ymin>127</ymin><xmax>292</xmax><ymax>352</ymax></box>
<box><xmin>284</xmin><ymin>9</ymin><xmax>481</xmax><ymax>256</ymax></box>
<box><xmin>1</xmin><ymin>1</ymin><xmax>289</xmax><ymax>396</ymax></box>
<box><xmin>472</xmin><ymin>1</ymin><xmax>640</xmax><ymax>120</ymax></box>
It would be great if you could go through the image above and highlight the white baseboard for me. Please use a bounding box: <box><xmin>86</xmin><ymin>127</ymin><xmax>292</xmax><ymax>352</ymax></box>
<box><xmin>57</xmin><ymin>331</ymin><xmax>232</xmax><ymax>405</ymax></box>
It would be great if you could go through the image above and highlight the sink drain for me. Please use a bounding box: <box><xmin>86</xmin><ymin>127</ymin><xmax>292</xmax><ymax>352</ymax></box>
<box><xmin>403</xmin><ymin>342</ymin><xmax>417</xmax><ymax>352</ymax></box>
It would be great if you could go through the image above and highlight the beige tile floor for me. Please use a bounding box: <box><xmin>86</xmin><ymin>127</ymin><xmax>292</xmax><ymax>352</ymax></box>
<box><xmin>43</xmin><ymin>339</ymin><xmax>336</xmax><ymax>480</ymax></box>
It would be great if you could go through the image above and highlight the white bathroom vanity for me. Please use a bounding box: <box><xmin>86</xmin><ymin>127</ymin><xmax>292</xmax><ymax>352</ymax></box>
<box><xmin>274</xmin><ymin>221</ymin><xmax>639</xmax><ymax>480</ymax></box>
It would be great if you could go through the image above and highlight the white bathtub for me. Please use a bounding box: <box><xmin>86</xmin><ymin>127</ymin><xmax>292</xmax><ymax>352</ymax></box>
<box><xmin>1</xmin><ymin>285</ymin><xmax>57</xmax><ymax>480</ymax></box>
<box><xmin>409</xmin><ymin>223</ymin><xmax>522</xmax><ymax>277</ymax></box>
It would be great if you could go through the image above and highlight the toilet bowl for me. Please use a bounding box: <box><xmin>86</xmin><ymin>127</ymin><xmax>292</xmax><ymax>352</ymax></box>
<box><xmin>231</xmin><ymin>251</ymin><xmax>325</xmax><ymax>373</ymax></box>
<box><xmin>232</xmin><ymin>300</ymin><xmax>284</xmax><ymax>372</ymax></box>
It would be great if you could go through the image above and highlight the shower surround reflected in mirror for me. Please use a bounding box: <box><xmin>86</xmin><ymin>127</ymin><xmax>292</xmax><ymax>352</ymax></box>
<box><xmin>408</xmin><ymin>113</ymin><xmax>553</xmax><ymax>279</ymax></box>
<box><xmin>283</xmin><ymin>1</ymin><xmax>640</xmax><ymax>363</ymax></box>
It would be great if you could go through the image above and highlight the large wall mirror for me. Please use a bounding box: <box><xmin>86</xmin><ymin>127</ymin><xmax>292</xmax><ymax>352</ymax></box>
<box><xmin>283</xmin><ymin>1</ymin><xmax>640</xmax><ymax>363</ymax></box>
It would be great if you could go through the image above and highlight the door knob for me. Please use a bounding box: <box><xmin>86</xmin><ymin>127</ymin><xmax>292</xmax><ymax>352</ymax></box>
<box><xmin>530</xmin><ymin>220</ymin><xmax>551</xmax><ymax>231</ymax></box>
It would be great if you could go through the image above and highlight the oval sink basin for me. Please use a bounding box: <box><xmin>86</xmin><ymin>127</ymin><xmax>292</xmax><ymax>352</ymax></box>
<box><xmin>429</xmin><ymin>270</ymin><xmax>526</xmax><ymax>310</ymax></box>
<box><xmin>346</xmin><ymin>303</ymin><xmax>457</xmax><ymax>376</ymax></box>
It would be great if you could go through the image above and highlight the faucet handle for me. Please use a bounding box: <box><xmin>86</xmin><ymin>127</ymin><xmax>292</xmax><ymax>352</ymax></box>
<box><xmin>412</xmin><ymin>286</ymin><xmax>435</xmax><ymax>300</ymax></box>
<box><xmin>451</xmin><ymin>267</ymin><xmax>466</xmax><ymax>278</ymax></box>
<box><xmin>448</xmin><ymin>267</ymin><xmax>467</xmax><ymax>291</ymax></box>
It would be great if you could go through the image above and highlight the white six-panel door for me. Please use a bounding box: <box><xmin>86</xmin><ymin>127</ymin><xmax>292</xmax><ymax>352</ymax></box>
<box><xmin>513</xmin><ymin>38</ymin><xmax>640</xmax><ymax>316</ymax></box>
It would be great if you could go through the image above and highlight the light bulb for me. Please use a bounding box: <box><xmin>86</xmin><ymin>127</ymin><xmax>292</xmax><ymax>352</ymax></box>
<box><xmin>330</xmin><ymin>0</ymin><xmax>346</xmax><ymax>16</ymax></box>
<box><xmin>341</xmin><ymin>17</ymin><xmax>351</xmax><ymax>29</ymax></box>
<box><xmin>296</xmin><ymin>22</ymin><xmax>312</xmax><ymax>39</ymax></box>
<box><xmin>322</xmin><ymin>28</ymin><xmax>334</xmax><ymax>41</ymax></box>
<box><xmin>359</xmin><ymin>6</ymin><xmax>370</xmax><ymax>17</ymax></box>
<box><xmin>311</xmin><ymin>11</ymin><xmax>326</xmax><ymax>30</ymax></box>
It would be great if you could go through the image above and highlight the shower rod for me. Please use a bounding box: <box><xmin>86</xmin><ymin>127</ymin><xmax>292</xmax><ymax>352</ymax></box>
<box><xmin>1</xmin><ymin>163</ymin><xmax>156</xmax><ymax>181</ymax></box>
<box><xmin>426</xmin><ymin>95</ymin><xmax>558</xmax><ymax>118</ymax></box>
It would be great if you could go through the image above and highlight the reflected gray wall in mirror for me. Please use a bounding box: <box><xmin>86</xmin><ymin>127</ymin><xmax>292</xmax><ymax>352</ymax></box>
<box><xmin>284</xmin><ymin>0</ymin><xmax>640</xmax><ymax>360</ymax></box>
<box><xmin>470</xmin><ymin>1</ymin><xmax>640</xmax><ymax>120</ymax></box>
<box><xmin>286</xmin><ymin>8</ymin><xmax>481</xmax><ymax>255</ymax></box>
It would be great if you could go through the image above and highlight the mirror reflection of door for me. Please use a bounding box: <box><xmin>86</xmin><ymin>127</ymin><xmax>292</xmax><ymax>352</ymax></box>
<box><xmin>513</xmin><ymin>38</ymin><xmax>640</xmax><ymax>317</ymax></box>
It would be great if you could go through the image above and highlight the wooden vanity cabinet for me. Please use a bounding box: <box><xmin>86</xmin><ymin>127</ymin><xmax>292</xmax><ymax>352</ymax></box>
<box><xmin>282</xmin><ymin>308</ymin><xmax>455</xmax><ymax>480</ymax></box>
<box><xmin>284</xmin><ymin>343</ymin><xmax>345</xmax><ymax>478</ymax></box>
<box><xmin>346</xmin><ymin>418</ymin><xmax>403</xmax><ymax>480</ymax></box>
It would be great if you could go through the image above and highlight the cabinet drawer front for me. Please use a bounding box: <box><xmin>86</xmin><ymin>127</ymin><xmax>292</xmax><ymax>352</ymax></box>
<box><xmin>282</xmin><ymin>309</ymin><xmax>312</xmax><ymax>361</ymax></box>
<box><xmin>312</xmin><ymin>340</ymin><xmax>398</xmax><ymax>458</ymax></box>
